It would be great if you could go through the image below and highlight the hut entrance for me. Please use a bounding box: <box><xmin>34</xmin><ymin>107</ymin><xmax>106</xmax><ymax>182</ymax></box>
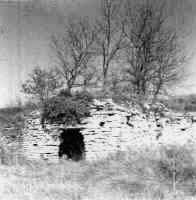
<box><xmin>58</xmin><ymin>128</ymin><xmax>85</xmax><ymax>161</ymax></box>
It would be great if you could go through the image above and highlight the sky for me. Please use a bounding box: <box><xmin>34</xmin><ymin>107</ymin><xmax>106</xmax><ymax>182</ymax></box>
<box><xmin>0</xmin><ymin>0</ymin><xmax>196</xmax><ymax>107</ymax></box>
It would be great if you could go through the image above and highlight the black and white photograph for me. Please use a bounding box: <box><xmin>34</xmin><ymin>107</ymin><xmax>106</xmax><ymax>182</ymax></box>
<box><xmin>0</xmin><ymin>0</ymin><xmax>196</xmax><ymax>199</ymax></box>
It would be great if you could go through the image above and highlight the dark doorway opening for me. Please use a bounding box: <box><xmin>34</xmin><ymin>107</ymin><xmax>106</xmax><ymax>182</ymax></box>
<box><xmin>58</xmin><ymin>128</ymin><xmax>85</xmax><ymax>161</ymax></box>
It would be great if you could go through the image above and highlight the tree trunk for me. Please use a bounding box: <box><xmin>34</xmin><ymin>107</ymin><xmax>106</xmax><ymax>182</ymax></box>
<box><xmin>152</xmin><ymin>81</ymin><xmax>162</xmax><ymax>104</ymax></box>
<box><xmin>102</xmin><ymin>67</ymin><xmax>108</xmax><ymax>92</ymax></box>
<box><xmin>66</xmin><ymin>83</ymin><xmax>72</xmax><ymax>96</ymax></box>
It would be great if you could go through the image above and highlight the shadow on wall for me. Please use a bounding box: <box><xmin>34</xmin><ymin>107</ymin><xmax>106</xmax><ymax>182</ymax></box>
<box><xmin>58</xmin><ymin>128</ymin><xmax>85</xmax><ymax>161</ymax></box>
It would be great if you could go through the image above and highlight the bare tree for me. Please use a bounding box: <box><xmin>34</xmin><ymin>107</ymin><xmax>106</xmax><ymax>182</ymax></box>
<box><xmin>80</xmin><ymin>63</ymin><xmax>101</xmax><ymax>91</ymax></box>
<box><xmin>21</xmin><ymin>66</ymin><xmax>63</xmax><ymax>105</ymax></box>
<box><xmin>95</xmin><ymin>0</ymin><xmax>125</xmax><ymax>90</ymax></box>
<box><xmin>123</xmin><ymin>0</ymin><xmax>186</xmax><ymax>103</ymax></box>
<box><xmin>22</xmin><ymin>66</ymin><xmax>63</xmax><ymax>127</ymax></box>
<box><xmin>51</xmin><ymin>16</ymin><xmax>96</xmax><ymax>94</ymax></box>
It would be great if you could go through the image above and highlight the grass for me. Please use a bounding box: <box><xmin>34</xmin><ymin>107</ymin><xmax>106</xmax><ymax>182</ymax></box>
<box><xmin>1</xmin><ymin>99</ymin><xmax>196</xmax><ymax>199</ymax></box>
<box><xmin>1</xmin><ymin>145</ymin><xmax>196</xmax><ymax>199</ymax></box>
<box><xmin>163</xmin><ymin>94</ymin><xmax>196</xmax><ymax>112</ymax></box>
<box><xmin>0</xmin><ymin>102</ymin><xmax>37</xmax><ymax>140</ymax></box>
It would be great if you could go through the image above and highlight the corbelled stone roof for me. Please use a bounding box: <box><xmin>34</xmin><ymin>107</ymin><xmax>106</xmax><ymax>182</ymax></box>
<box><xmin>22</xmin><ymin>99</ymin><xmax>195</xmax><ymax>162</ymax></box>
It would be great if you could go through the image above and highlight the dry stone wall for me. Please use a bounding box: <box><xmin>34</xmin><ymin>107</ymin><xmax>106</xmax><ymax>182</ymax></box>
<box><xmin>22</xmin><ymin>99</ymin><xmax>194</xmax><ymax>163</ymax></box>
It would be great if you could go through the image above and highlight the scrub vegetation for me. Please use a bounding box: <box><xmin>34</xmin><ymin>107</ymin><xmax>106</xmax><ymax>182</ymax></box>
<box><xmin>0</xmin><ymin>145</ymin><xmax>196</xmax><ymax>199</ymax></box>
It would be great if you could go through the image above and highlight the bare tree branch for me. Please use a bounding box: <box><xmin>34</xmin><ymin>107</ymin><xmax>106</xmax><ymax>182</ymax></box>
<box><xmin>122</xmin><ymin>0</ymin><xmax>186</xmax><ymax>103</ymax></box>
<box><xmin>95</xmin><ymin>0</ymin><xmax>126</xmax><ymax>90</ymax></box>
<box><xmin>51</xmin><ymin>16</ymin><xmax>96</xmax><ymax>94</ymax></box>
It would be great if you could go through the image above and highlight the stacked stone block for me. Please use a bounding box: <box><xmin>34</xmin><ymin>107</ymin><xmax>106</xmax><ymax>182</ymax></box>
<box><xmin>22</xmin><ymin>99</ymin><xmax>193</xmax><ymax>162</ymax></box>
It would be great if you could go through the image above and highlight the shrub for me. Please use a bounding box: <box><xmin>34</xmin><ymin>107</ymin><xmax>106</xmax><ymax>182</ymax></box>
<box><xmin>21</xmin><ymin>66</ymin><xmax>63</xmax><ymax>105</ymax></box>
<box><xmin>184</xmin><ymin>103</ymin><xmax>196</xmax><ymax>112</ymax></box>
<box><xmin>42</xmin><ymin>93</ymin><xmax>93</xmax><ymax>125</ymax></box>
<box><xmin>74</xmin><ymin>91</ymin><xmax>94</xmax><ymax>104</ymax></box>
<box><xmin>0</xmin><ymin>136</ymin><xmax>22</xmax><ymax>165</ymax></box>
<box><xmin>155</xmin><ymin>145</ymin><xmax>196</xmax><ymax>184</ymax></box>
<box><xmin>0</xmin><ymin>106</ymin><xmax>25</xmax><ymax>134</ymax></box>
<box><xmin>57</xmin><ymin>89</ymin><xmax>72</xmax><ymax>98</ymax></box>
<box><xmin>0</xmin><ymin>106</ymin><xmax>23</xmax><ymax>116</ymax></box>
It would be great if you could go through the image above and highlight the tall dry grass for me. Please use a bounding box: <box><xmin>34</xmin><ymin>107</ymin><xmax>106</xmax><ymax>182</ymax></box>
<box><xmin>0</xmin><ymin>144</ymin><xmax>196</xmax><ymax>200</ymax></box>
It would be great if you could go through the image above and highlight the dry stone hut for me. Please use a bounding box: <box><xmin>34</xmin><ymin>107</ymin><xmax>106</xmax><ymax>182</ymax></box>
<box><xmin>22</xmin><ymin>99</ymin><xmax>193</xmax><ymax>162</ymax></box>
<box><xmin>22</xmin><ymin>99</ymin><xmax>151</xmax><ymax>162</ymax></box>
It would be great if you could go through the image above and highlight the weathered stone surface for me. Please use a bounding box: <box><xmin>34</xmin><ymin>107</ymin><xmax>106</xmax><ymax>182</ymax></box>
<box><xmin>22</xmin><ymin>99</ymin><xmax>194</xmax><ymax>163</ymax></box>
